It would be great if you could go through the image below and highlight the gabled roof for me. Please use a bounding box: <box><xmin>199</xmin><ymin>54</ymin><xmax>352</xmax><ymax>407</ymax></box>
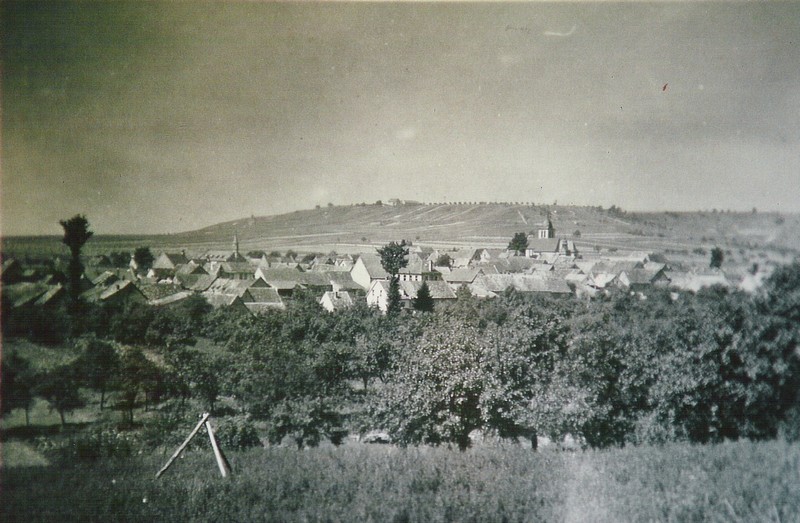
<box><xmin>175</xmin><ymin>263</ymin><xmax>207</xmax><ymax>276</ymax></box>
<box><xmin>34</xmin><ymin>284</ymin><xmax>65</xmax><ymax>306</ymax></box>
<box><xmin>246</xmin><ymin>287</ymin><xmax>283</xmax><ymax>304</ymax></box>
<box><xmin>153</xmin><ymin>252</ymin><xmax>189</xmax><ymax>269</ymax></box>
<box><xmin>442</xmin><ymin>268</ymin><xmax>482</xmax><ymax>284</ymax></box>
<box><xmin>327</xmin><ymin>272</ymin><xmax>363</xmax><ymax>291</ymax></box>
<box><xmin>320</xmin><ymin>290</ymin><xmax>354</xmax><ymax>311</ymax></box>
<box><xmin>203</xmin><ymin>293</ymin><xmax>245</xmax><ymax>309</ymax></box>
<box><xmin>525</xmin><ymin>238</ymin><xmax>560</xmax><ymax>253</ymax></box>
<box><xmin>185</xmin><ymin>274</ymin><xmax>218</xmax><ymax>292</ymax></box>
<box><xmin>92</xmin><ymin>271</ymin><xmax>119</xmax><ymax>286</ymax></box>
<box><xmin>355</xmin><ymin>253</ymin><xmax>390</xmax><ymax>279</ymax></box>
<box><xmin>206</xmin><ymin>278</ymin><xmax>254</xmax><ymax>298</ymax></box>
<box><xmin>399</xmin><ymin>254</ymin><xmax>428</xmax><ymax>275</ymax></box>
<box><xmin>3</xmin><ymin>282</ymin><xmax>52</xmax><ymax>308</ymax></box>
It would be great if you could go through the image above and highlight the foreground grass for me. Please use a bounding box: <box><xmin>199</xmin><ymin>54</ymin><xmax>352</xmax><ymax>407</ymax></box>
<box><xmin>3</xmin><ymin>440</ymin><xmax>799</xmax><ymax>523</ymax></box>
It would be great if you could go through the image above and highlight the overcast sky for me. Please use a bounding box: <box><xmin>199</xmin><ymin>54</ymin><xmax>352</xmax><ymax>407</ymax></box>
<box><xmin>2</xmin><ymin>1</ymin><xmax>799</xmax><ymax>235</ymax></box>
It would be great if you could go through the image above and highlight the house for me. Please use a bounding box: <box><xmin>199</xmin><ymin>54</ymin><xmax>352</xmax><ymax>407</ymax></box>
<box><xmin>204</xmin><ymin>278</ymin><xmax>255</xmax><ymax>301</ymax></box>
<box><xmin>82</xmin><ymin>280</ymin><xmax>147</xmax><ymax>306</ymax></box>
<box><xmin>152</xmin><ymin>252</ymin><xmax>190</xmax><ymax>271</ymax></box>
<box><xmin>244</xmin><ymin>285</ymin><xmax>286</xmax><ymax>314</ymax></box>
<box><xmin>320</xmin><ymin>290</ymin><xmax>354</xmax><ymax>312</ymax></box>
<box><xmin>149</xmin><ymin>291</ymin><xmax>194</xmax><ymax>307</ymax></box>
<box><xmin>441</xmin><ymin>267</ymin><xmax>483</xmax><ymax>288</ymax></box>
<box><xmin>203</xmin><ymin>293</ymin><xmax>250</xmax><ymax>314</ymax></box>
<box><xmin>3</xmin><ymin>282</ymin><xmax>60</xmax><ymax>310</ymax></box>
<box><xmin>366</xmin><ymin>280</ymin><xmax>457</xmax><ymax>313</ymax></box>
<box><xmin>1</xmin><ymin>258</ymin><xmax>24</xmax><ymax>284</ymax></box>
<box><xmin>351</xmin><ymin>253</ymin><xmax>390</xmax><ymax>290</ymax></box>
<box><xmin>327</xmin><ymin>272</ymin><xmax>364</xmax><ymax>295</ymax></box>
<box><xmin>621</xmin><ymin>265</ymin><xmax>670</xmax><ymax>292</ymax></box>
<box><xmin>216</xmin><ymin>261</ymin><xmax>256</xmax><ymax>280</ymax></box>
<box><xmin>254</xmin><ymin>267</ymin><xmax>308</xmax><ymax>297</ymax></box>
<box><xmin>138</xmin><ymin>283</ymin><xmax>186</xmax><ymax>302</ymax></box>
<box><xmin>450</xmin><ymin>249</ymin><xmax>479</xmax><ymax>268</ymax></box>
<box><xmin>474</xmin><ymin>274</ymin><xmax>573</xmax><ymax>296</ymax></box>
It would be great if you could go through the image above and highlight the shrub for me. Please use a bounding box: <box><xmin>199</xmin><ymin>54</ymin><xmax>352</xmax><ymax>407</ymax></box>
<box><xmin>213</xmin><ymin>415</ymin><xmax>262</xmax><ymax>450</ymax></box>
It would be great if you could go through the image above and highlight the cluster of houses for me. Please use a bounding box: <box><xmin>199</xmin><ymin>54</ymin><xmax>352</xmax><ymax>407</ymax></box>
<box><xmin>2</xmin><ymin>218</ymin><xmax>751</xmax><ymax>319</ymax></box>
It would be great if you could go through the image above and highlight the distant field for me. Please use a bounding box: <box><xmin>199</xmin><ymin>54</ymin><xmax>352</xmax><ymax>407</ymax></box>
<box><xmin>3</xmin><ymin>204</ymin><xmax>799</xmax><ymax>263</ymax></box>
<box><xmin>2</xmin><ymin>439</ymin><xmax>798</xmax><ymax>522</ymax></box>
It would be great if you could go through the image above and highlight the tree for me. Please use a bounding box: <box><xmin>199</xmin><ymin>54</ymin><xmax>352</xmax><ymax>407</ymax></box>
<box><xmin>1</xmin><ymin>351</ymin><xmax>35</xmax><ymax>425</ymax></box>
<box><xmin>435</xmin><ymin>253</ymin><xmax>453</xmax><ymax>268</ymax></box>
<box><xmin>710</xmin><ymin>246</ymin><xmax>724</xmax><ymax>268</ymax></box>
<box><xmin>507</xmin><ymin>232</ymin><xmax>528</xmax><ymax>253</ymax></box>
<box><xmin>76</xmin><ymin>335</ymin><xmax>120</xmax><ymax>410</ymax></box>
<box><xmin>59</xmin><ymin>215</ymin><xmax>93</xmax><ymax>304</ymax></box>
<box><xmin>36</xmin><ymin>364</ymin><xmax>85</xmax><ymax>426</ymax></box>
<box><xmin>133</xmin><ymin>247</ymin><xmax>155</xmax><ymax>273</ymax></box>
<box><xmin>412</xmin><ymin>282</ymin><xmax>435</xmax><ymax>312</ymax></box>
<box><xmin>374</xmin><ymin>318</ymin><xmax>486</xmax><ymax>450</ymax></box>
<box><xmin>377</xmin><ymin>241</ymin><xmax>409</xmax><ymax>277</ymax></box>
<box><xmin>378</xmin><ymin>241</ymin><xmax>409</xmax><ymax>315</ymax></box>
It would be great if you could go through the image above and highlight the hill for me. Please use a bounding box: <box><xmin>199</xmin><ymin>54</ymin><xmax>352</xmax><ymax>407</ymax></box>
<box><xmin>3</xmin><ymin>204</ymin><xmax>799</xmax><ymax>266</ymax></box>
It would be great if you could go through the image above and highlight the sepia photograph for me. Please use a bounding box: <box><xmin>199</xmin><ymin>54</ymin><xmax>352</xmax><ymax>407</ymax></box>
<box><xmin>2</xmin><ymin>1</ymin><xmax>800</xmax><ymax>521</ymax></box>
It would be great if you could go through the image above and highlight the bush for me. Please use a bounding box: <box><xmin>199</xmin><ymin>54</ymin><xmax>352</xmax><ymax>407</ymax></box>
<box><xmin>213</xmin><ymin>415</ymin><xmax>262</xmax><ymax>450</ymax></box>
<box><xmin>37</xmin><ymin>425</ymin><xmax>142</xmax><ymax>462</ymax></box>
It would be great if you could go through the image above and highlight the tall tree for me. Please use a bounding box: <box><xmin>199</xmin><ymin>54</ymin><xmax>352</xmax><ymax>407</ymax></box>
<box><xmin>377</xmin><ymin>241</ymin><xmax>409</xmax><ymax>315</ymax></box>
<box><xmin>507</xmin><ymin>232</ymin><xmax>529</xmax><ymax>253</ymax></box>
<box><xmin>412</xmin><ymin>282</ymin><xmax>435</xmax><ymax>312</ymax></box>
<box><xmin>59</xmin><ymin>215</ymin><xmax>93</xmax><ymax>304</ymax></box>
<box><xmin>377</xmin><ymin>241</ymin><xmax>409</xmax><ymax>277</ymax></box>
<box><xmin>133</xmin><ymin>247</ymin><xmax>155</xmax><ymax>273</ymax></box>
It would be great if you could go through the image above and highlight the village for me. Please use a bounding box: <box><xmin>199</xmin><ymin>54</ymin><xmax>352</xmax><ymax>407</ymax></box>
<box><xmin>2</xmin><ymin>211</ymin><xmax>763</xmax><ymax>320</ymax></box>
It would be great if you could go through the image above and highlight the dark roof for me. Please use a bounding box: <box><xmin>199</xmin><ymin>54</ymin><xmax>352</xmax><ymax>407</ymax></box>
<box><xmin>138</xmin><ymin>283</ymin><xmax>186</xmax><ymax>301</ymax></box>
<box><xmin>246</xmin><ymin>287</ymin><xmax>283</xmax><ymax>304</ymax></box>
<box><xmin>3</xmin><ymin>282</ymin><xmax>52</xmax><ymax>308</ymax></box>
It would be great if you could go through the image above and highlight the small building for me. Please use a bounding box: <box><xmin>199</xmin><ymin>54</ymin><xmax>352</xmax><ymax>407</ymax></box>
<box><xmin>320</xmin><ymin>290</ymin><xmax>354</xmax><ymax>312</ymax></box>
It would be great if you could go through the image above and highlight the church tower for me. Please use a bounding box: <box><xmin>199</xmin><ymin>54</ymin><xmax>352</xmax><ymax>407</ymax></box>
<box><xmin>536</xmin><ymin>212</ymin><xmax>555</xmax><ymax>239</ymax></box>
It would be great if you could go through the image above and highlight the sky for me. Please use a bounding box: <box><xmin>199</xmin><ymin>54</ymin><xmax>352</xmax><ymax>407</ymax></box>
<box><xmin>2</xmin><ymin>1</ymin><xmax>800</xmax><ymax>235</ymax></box>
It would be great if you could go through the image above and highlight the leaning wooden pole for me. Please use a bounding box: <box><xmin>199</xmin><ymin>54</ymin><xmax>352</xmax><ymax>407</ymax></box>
<box><xmin>155</xmin><ymin>412</ymin><xmax>210</xmax><ymax>479</ymax></box>
<box><xmin>205</xmin><ymin>419</ymin><xmax>231</xmax><ymax>478</ymax></box>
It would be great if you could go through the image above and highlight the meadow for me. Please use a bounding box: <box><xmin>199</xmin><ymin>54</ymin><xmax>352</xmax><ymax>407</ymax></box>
<box><xmin>3</xmin><ymin>437</ymin><xmax>799</xmax><ymax>522</ymax></box>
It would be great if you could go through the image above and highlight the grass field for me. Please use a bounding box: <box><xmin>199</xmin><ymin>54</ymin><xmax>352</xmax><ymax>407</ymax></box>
<box><xmin>2</xmin><ymin>438</ymin><xmax>799</xmax><ymax>522</ymax></box>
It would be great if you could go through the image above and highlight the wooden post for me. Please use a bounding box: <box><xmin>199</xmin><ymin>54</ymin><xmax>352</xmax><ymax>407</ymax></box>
<box><xmin>205</xmin><ymin>420</ymin><xmax>231</xmax><ymax>478</ymax></box>
<box><xmin>155</xmin><ymin>412</ymin><xmax>210</xmax><ymax>479</ymax></box>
